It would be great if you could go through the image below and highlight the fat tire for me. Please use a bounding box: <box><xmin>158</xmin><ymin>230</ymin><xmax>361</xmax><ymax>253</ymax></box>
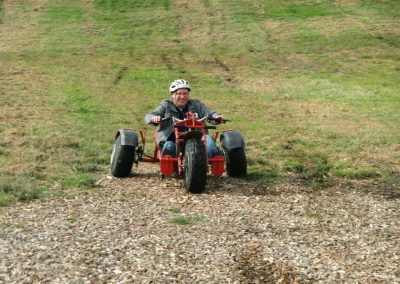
<box><xmin>110</xmin><ymin>135</ymin><xmax>135</xmax><ymax>178</ymax></box>
<box><xmin>183</xmin><ymin>138</ymin><xmax>207</xmax><ymax>193</ymax></box>
<box><xmin>223</xmin><ymin>146</ymin><xmax>247</xmax><ymax>177</ymax></box>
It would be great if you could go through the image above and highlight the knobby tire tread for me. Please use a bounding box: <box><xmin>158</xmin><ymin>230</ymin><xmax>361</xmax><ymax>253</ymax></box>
<box><xmin>184</xmin><ymin>138</ymin><xmax>207</xmax><ymax>193</ymax></box>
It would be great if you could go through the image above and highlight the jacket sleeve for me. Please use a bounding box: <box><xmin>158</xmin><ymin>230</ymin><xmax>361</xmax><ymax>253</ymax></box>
<box><xmin>144</xmin><ymin>100</ymin><xmax>168</xmax><ymax>125</ymax></box>
<box><xmin>196</xmin><ymin>100</ymin><xmax>220</xmax><ymax>118</ymax></box>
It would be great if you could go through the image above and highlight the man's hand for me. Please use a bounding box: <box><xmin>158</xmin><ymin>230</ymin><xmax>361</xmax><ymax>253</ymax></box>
<box><xmin>214</xmin><ymin>115</ymin><xmax>224</xmax><ymax>124</ymax></box>
<box><xmin>151</xmin><ymin>116</ymin><xmax>161</xmax><ymax>124</ymax></box>
<box><xmin>207</xmin><ymin>114</ymin><xmax>224</xmax><ymax>124</ymax></box>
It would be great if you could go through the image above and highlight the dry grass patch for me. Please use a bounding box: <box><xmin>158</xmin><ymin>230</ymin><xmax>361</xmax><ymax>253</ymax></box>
<box><xmin>0</xmin><ymin>66</ymin><xmax>65</xmax><ymax>173</ymax></box>
<box><xmin>0</xmin><ymin>0</ymin><xmax>50</xmax><ymax>52</ymax></box>
<box><xmin>0</xmin><ymin>0</ymin><xmax>105</xmax><ymax>201</ymax></box>
<box><xmin>302</xmin><ymin>16</ymin><xmax>369</xmax><ymax>37</ymax></box>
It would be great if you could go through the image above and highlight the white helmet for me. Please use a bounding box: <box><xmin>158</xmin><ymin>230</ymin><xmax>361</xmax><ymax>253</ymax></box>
<box><xmin>169</xmin><ymin>79</ymin><xmax>191</xmax><ymax>93</ymax></box>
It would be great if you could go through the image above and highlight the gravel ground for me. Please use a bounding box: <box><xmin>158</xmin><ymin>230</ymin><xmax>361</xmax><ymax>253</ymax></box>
<box><xmin>0</xmin><ymin>163</ymin><xmax>399</xmax><ymax>283</ymax></box>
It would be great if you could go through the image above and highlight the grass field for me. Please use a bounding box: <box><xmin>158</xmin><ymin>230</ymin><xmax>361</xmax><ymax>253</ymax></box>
<box><xmin>0</xmin><ymin>0</ymin><xmax>399</xmax><ymax>205</ymax></box>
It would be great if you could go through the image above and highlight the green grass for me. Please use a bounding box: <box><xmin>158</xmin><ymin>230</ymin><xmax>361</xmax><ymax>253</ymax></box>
<box><xmin>95</xmin><ymin>0</ymin><xmax>170</xmax><ymax>11</ymax></box>
<box><xmin>60</xmin><ymin>175</ymin><xmax>95</xmax><ymax>189</ymax></box>
<box><xmin>283</xmin><ymin>151</ymin><xmax>332</xmax><ymax>180</ymax></box>
<box><xmin>169</xmin><ymin>207</ymin><xmax>182</xmax><ymax>214</ymax></box>
<box><xmin>0</xmin><ymin>221</ymin><xmax>26</xmax><ymax>229</ymax></box>
<box><xmin>0</xmin><ymin>178</ymin><xmax>44</xmax><ymax>205</ymax></box>
<box><xmin>0</xmin><ymin>191</ymin><xmax>16</xmax><ymax>207</ymax></box>
<box><xmin>265</xmin><ymin>1</ymin><xmax>341</xmax><ymax>20</ymax></box>
<box><xmin>0</xmin><ymin>0</ymin><xmax>4</xmax><ymax>23</ymax></box>
<box><xmin>0</xmin><ymin>0</ymin><xmax>399</xmax><ymax>204</ymax></box>
<box><xmin>18</xmin><ymin>187</ymin><xmax>45</xmax><ymax>202</ymax></box>
<box><xmin>333</xmin><ymin>164</ymin><xmax>381</xmax><ymax>180</ymax></box>
<box><xmin>305</xmin><ymin>210</ymin><xmax>325</xmax><ymax>220</ymax></box>
<box><xmin>170</xmin><ymin>215</ymin><xmax>207</xmax><ymax>225</ymax></box>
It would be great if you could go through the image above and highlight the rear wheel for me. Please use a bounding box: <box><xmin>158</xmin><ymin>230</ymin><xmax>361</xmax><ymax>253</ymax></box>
<box><xmin>110</xmin><ymin>135</ymin><xmax>136</xmax><ymax>177</ymax></box>
<box><xmin>223</xmin><ymin>146</ymin><xmax>247</xmax><ymax>177</ymax></box>
<box><xmin>183</xmin><ymin>138</ymin><xmax>207</xmax><ymax>193</ymax></box>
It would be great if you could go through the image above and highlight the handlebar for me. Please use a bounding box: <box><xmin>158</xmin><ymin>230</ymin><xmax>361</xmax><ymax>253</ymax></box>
<box><xmin>173</xmin><ymin>116</ymin><xmax>229</xmax><ymax>125</ymax></box>
<box><xmin>149</xmin><ymin>113</ymin><xmax>230</xmax><ymax>126</ymax></box>
<box><xmin>207</xmin><ymin>117</ymin><xmax>229</xmax><ymax>125</ymax></box>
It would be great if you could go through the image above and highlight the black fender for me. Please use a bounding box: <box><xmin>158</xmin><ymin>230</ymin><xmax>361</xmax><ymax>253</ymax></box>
<box><xmin>220</xmin><ymin>130</ymin><xmax>245</xmax><ymax>151</ymax></box>
<box><xmin>115</xmin><ymin>129</ymin><xmax>139</xmax><ymax>147</ymax></box>
<box><xmin>182</xmin><ymin>130</ymin><xmax>203</xmax><ymax>153</ymax></box>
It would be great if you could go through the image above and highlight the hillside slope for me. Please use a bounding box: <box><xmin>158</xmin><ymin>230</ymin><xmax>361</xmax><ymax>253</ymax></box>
<box><xmin>1</xmin><ymin>0</ymin><xmax>399</xmax><ymax>200</ymax></box>
<box><xmin>0</xmin><ymin>1</ymin><xmax>399</xmax><ymax>282</ymax></box>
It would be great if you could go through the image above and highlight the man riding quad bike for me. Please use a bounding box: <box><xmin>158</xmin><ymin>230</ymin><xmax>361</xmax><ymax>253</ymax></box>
<box><xmin>110</xmin><ymin>79</ymin><xmax>247</xmax><ymax>193</ymax></box>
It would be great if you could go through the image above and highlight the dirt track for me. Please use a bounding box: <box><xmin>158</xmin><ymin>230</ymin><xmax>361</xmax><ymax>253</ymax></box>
<box><xmin>1</xmin><ymin>163</ymin><xmax>399</xmax><ymax>283</ymax></box>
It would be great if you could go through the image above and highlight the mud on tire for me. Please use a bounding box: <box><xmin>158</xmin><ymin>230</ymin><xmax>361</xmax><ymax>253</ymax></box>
<box><xmin>110</xmin><ymin>135</ymin><xmax>136</xmax><ymax>177</ymax></box>
<box><xmin>183</xmin><ymin>138</ymin><xmax>207</xmax><ymax>193</ymax></box>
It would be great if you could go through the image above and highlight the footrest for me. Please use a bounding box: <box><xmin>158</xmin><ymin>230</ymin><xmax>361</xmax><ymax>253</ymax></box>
<box><xmin>160</xmin><ymin>156</ymin><xmax>176</xmax><ymax>176</ymax></box>
<box><xmin>209</xmin><ymin>155</ymin><xmax>225</xmax><ymax>176</ymax></box>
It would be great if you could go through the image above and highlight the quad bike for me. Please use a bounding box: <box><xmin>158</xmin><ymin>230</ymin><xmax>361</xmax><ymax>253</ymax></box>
<box><xmin>110</xmin><ymin>112</ymin><xmax>247</xmax><ymax>193</ymax></box>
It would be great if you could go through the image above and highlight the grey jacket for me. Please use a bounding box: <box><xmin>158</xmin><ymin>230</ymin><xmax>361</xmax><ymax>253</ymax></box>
<box><xmin>145</xmin><ymin>99</ymin><xmax>219</xmax><ymax>144</ymax></box>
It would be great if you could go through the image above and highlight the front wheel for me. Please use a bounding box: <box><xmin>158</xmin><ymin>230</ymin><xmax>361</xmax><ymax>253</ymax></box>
<box><xmin>223</xmin><ymin>146</ymin><xmax>247</xmax><ymax>177</ymax></box>
<box><xmin>110</xmin><ymin>135</ymin><xmax>136</xmax><ymax>177</ymax></box>
<box><xmin>183</xmin><ymin>138</ymin><xmax>207</xmax><ymax>193</ymax></box>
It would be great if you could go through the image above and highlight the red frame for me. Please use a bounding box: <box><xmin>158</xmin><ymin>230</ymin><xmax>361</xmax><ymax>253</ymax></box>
<box><xmin>135</xmin><ymin>112</ymin><xmax>225</xmax><ymax>177</ymax></box>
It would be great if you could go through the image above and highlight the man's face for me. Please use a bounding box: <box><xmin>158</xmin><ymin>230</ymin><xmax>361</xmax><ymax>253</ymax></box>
<box><xmin>172</xmin><ymin>88</ymin><xmax>190</xmax><ymax>108</ymax></box>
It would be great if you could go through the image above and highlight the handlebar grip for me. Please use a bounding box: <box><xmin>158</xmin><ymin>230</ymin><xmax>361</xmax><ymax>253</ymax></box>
<box><xmin>207</xmin><ymin>117</ymin><xmax>230</xmax><ymax>124</ymax></box>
